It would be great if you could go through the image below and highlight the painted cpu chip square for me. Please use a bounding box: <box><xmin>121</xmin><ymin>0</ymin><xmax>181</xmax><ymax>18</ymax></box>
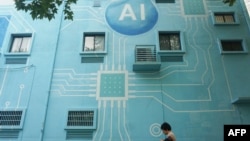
<box><xmin>96</xmin><ymin>71</ymin><xmax>128</xmax><ymax>100</ymax></box>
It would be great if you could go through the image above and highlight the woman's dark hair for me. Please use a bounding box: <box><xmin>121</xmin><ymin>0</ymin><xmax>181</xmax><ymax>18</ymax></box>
<box><xmin>161</xmin><ymin>122</ymin><xmax>172</xmax><ymax>131</ymax></box>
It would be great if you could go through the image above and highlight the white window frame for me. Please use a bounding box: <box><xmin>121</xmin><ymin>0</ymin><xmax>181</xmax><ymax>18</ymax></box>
<box><xmin>6</xmin><ymin>33</ymin><xmax>33</xmax><ymax>56</ymax></box>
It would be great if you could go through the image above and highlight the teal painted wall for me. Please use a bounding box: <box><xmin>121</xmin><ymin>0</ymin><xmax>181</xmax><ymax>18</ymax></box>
<box><xmin>0</xmin><ymin>0</ymin><xmax>250</xmax><ymax>141</ymax></box>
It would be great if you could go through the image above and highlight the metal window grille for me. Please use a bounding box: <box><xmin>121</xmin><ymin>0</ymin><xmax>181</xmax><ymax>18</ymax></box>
<box><xmin>215</xmin><ymin>14</ymin><xmax>235</xmax><ymax>23</ymax></box>
<box><xmin>0</xmin><ymin>111</ymin><xmax>23</xmax><ymax>126</ymax></box>
<box><xmin>215</xmin><ymin>15</ymin><xmax>224</xmax><ymax>23</ymax></box>
<box><xmin>224</xmin><ymin>15</ymin><xmax>234</xmax><ymax>22</ymax></box>
<box><xmin>67</xmin><ymin>111</ymin><xmax>94</xmax><ymax>127</ymax></box>
<box><xmin>135</xmin><ymin>46</ymin><xmax>156</xmax><ymax>62</ymax></box>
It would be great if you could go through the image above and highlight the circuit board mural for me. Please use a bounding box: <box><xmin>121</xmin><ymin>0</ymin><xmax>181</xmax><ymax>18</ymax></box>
<box><xmin>47</xmin><ymin>0</ymin><xmax>250</xmax><ymax>141</ymax></box>
<box><xmin>0</xmin><ymin>0</ymin><xmax>250</xmax><ymax>141</ymax></box>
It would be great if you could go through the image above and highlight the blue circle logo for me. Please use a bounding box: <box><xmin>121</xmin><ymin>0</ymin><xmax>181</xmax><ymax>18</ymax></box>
<box><xmin>105</xmin><ymin>0</ymin><xmax>158</xmax><ymax>35</ymax></box>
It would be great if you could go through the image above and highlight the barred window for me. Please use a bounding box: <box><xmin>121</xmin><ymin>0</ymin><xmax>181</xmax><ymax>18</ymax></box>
<box><xmin>215</xmin><ymin>13</ymin><xmax>235</xmax><ymax>23</ymax></box>
<box><xmin>67</xmin><ymin>111</ymin><xmax>94</xmax><ymax>127</ymax></box>
<box><xmin>135</xmin><ymin>46</ymin><xmax>156</xmax><ymax>62</ymax></box>
<box><xmin>0</xmin><ymin>111</ymin><xmax>23</xmax><ymax>126</ymax></box>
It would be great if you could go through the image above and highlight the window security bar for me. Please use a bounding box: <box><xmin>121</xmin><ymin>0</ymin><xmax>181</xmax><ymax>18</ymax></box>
<box><xmin>67</xmin><ymin>111</ymin><xmax>94</xmax><ymax>127</ymax></box>
<box><xmin>0</xmin><ymin>111</ymin><xmax>23</xmax><ymax>126</ymax></box>
<box><xmin>135</xmin><ymin>46</ymin><xmax>157</xmax><ymax>62</ymax></box>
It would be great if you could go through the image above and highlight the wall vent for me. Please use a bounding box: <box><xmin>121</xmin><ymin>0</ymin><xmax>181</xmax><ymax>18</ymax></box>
<box><xmin>66</xmin><ymin>130</ymin><xmax>93</xmax><ymax>140</ymax></box>
<box><xmin>156</xmin><ymin>0</ymin><xmax>175</xmax><ymax>3</ymax></box>
<box><xmin>81</xmin><ymin>57</ymin><xmax>104</xmax><ymax>63</ymax></box>
<box><xmin>5</xmin><ymin>58</ymin><xmax>27</xmax><ymax>64</ymax></box>
<box><xmin>160</xmin><ymin>56</ymin><xmax>183</xmax><ymax>62</ymax></box>
<box><xmin>0</xmin><ymin>130</ymin><xmax>19</xmax><ymax>138</ymax></box>
<box><xmin>93</xmin><ymin>0</ymin><xmax>101</xmax><ymax>7</ymax></box>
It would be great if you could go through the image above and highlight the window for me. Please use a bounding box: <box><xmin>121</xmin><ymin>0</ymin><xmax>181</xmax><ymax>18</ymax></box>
<box><xmin>221</xmin><ymin>40</ymin><xmax>243</xmax><ymax>51</ymax></box>
<box><xmin>0</xmin><ymin>110</ymin><xmax>25</xmax><ymax>129</ymax></box>
<box><xmin>81</xmin><ymin>32</ymin><xmax>107</xmax><ymax>63</ymax></box>
<box><xmin>9</xmin><ymin>35</ymin><xmax>31</xmax><ymax>53</ymax></box>
<box><xmin>155</xmin><ymin>0</ymin><xmax>175</xmax><ymax>3</ymax></box>
<box><xmin>65</xmin><ymin>109</ymin><xmax>97</xmax><ymax>140</ymax></box>
<box><xmin>212</xmin><ymin>12</ymin><xmax>239</xmax><ymax>25</ymax></box>
<box><xmin>66</xmin><ymin>109</ymin><xmax>97</xmax><ymax>129</ymax></box>
<box><xmin>159</xmin><ymin>32</ymin><xmax>181</xmax><ymax>51</ymax></box>
<box><xmin>83</xmin><ymin>33</ymin><xmax>105</xmax><ymax>52</ymax></box>
<box><xmin>215</xmin><ymin>13</ymin><xmax>235</xmax><ymax>23</ymax></box>
<box><xmin>0</xmin><ymin>111</ymin><xmax>22</xmax><ymax>126</ymax></box>
<box><xmin>5</xmin><ymin>34</ymin><xmax>32</xmax><ymax>64</ymax></box>
<box><xmin>218</xmin><ymin>39</ymin><xmax>247</xmax><ymax>54</ymax></box>
<box><xmin>157</xmin><ymin>31</ymin><xmax>185</xmax><ymax>62</ymax></box>
<box><xmin>67</xmin><ymin>111</ymin><xmax>94</xmax><ymax>127</ymax></box>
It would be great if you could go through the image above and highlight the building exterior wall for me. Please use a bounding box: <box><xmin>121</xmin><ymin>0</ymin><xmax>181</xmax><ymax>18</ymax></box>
<box><xmin>0</xmin><ymin>0</ymin><xmax>250</xmax><ymax>141</ymax></box>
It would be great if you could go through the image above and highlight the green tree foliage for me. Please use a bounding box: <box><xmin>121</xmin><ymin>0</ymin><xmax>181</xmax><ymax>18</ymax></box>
<box><xmin>14</xmin><ymin>0</ymin><xmax>77</xmax><ymax>20</ymax></box>
<box><xmin>223</xmin><ymin>0</ymin><xmax>236</xmax><ymax>6</ymax></box>
<box><xmin>14</xmin><ymin>0</ymin><xmax>236</xmax><ymax>21</ymax></box>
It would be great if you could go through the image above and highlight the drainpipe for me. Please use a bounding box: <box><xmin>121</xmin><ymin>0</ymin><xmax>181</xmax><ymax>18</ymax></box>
<box><xmin>40</xmin><ymin>2</ymin><xmax>64</xmax><ymax>141</ymax></box>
